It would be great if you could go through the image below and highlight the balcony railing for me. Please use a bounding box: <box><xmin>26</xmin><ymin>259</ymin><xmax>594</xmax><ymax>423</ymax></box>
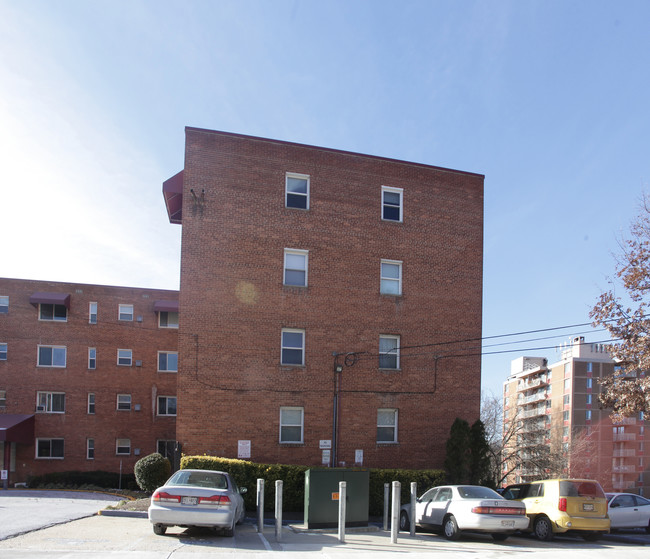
<box><xmin>613</xmin><ymin>449</ymin><xmax>636</xmax><ymax>458</ymax></box>
<box><xmin>517</xmin><ymin>377</ymin><xmax>549</xmax><ymax>392</ymax></box>
<box><xmin>612</xmin><ymin>465</ymin><xmax>636</xmax><ymax>474</ymax></box>
<box><xmin>613</xmin><ymin>434</ymin><xmax>636</xmax><ymax>442</ymax></box>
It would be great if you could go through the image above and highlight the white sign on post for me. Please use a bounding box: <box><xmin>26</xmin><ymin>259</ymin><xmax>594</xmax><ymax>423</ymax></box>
<box><xmin>1</xmin><ymin>470</ymin><xmax>7</xmax><ymax>481</ymax></box>
<box><xmin>238</xmin><ymin>440</ymin><xmax>251</xmax><ymax>459</ymax></box>
<box><xmin>319</xmin><ymin>440</ymin><xmax>332</xmax><ymax>449</ymax></box>
<box><xmin>355</xmin><ymin>449</ymin><xmax>363</xmax><ymax>465</ymax></box>
<box><xmin>322</xmin><ymin>449</ymin><xmax>331</xmax><ymax>465</ymax></box>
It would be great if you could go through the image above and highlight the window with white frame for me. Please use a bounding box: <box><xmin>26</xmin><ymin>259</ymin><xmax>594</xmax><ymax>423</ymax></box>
<box><xmin>279</xmin><ymin>407</ymin><xmax>304</xmax><ymax>443</ymax></box>
<box><xmin>158</xmin><ymin>351</ymin><xmax>178</xmax><ymax>372</ymax></box>
<box><xmin>564</xmin><ymin>378</ymin><xmax>571</xmax><ymax>392</ymax></box>
<box><xmin>39</xmin><ymin>303</ymin><xmax>67</xmax><ymax>322</ymax></box>
<box><xmin>88</xmin><ymin>393</ymin><xmax>95</xmax><ymax>414</ymax></box>
<box><xmin>281</xmin><ymin>329</ymin><xmax>305</xmax><ymax>366</ymax></box>
<box><xmin>586</xmin><ymin>394</ymin><xmax>592</xmax><ymax>405</ymax></box>
<box><xmin>0</xmin><ymin>343</ymin><xmax>6</xmax><ymax>360</ymax></box>
<box><xmin>0</xmin><ymin>390</ymin><xmax>6</xmax><ymax>407</ymax></box>
<box><xmin>36</xmin><ymin>438</ymin><xmax>64</xmax><ymax>459</ymax></box>
<box><xmin>89</xmin><ymin>302</ymin><xmax>97</xmax><ymax>324</ymax></box>
<box><xmin>563</xmin><ymin>394</ymin><xmax>570</xmax><ymax>406</ymax></box>
<box><xmin>285</xmin><ymin>173</ymin><xmax>309</xmax><ymax>210</ymax></box>
<box><xmin>586</xmin><ymin>410</ymin><xmax>592</xmax><ymax>421</ymax></box>
<box><xmin>117</xmin><ymin>394</ymin><xmax>132</xmax><ymax>411</ymax></box>
<box><xmin>381</xmin><ymin>186</ymin><xmax>403</xmax><ymax>222</ymax></box>
<box><xmin>118</xmin><ymin>304</ymin><xmax>133</xmax><ymax>321</ymax></box>
<box><xmin>563</xmin><ymin>410</ymin><xmax>570</xmax><ymax>421</ymax></box>
<box><xmin>88</xmin><ymin>347</ymin><xmax>96</xmax><ymax>370</ymax></box>
<box><xmin>586</xmin><ymin>377</ymin><xmax>593</xmax><ymax>389</ymax></box>
<box><xmin>159</xmin><ymin>311</ymin><xmax>179</xmax><ymax>328</ymax></box>
<box><xmin>380</xmin><ymin>260</ymin><xmax>402</xmax><ymax>295</ymax></box>
<box><xmin>37</xmin><ymin>392</ymin><xmax>65</xmax><ymax>413</ymax></box>
<box><xmin>157</xmin><ymin>396</ymin><xmax>177</xmax><ymax>416</ymax></box>
<box><xmin>377</xmin><ymin>409</ymin><xmax>398</xmax><ymax>443</ymax></box>
<box><xmin>0</xmin><ymin>296</ymin><xmax>8</xmax><ymax>314</ymax></box>
<box><xmin>116</xmin><ymin>438</ymin><xmax>131</xmax><ymax>455</ymax></box>
<box><xmin>284</xmin><ymin>249</ymin><xmax>308</xmax><ymax>287</ymax></box>
<box><xmin>379</xmin><ymin>335</ymin><xmax>400</xmax><ymax>369</ymax></box>
<box><xmin>87</xmin><ymin>438</ymin><xmax>95</xmax><ymax>460</ymax></box>
<box><xmin>37</xmin><ymin>345</ymin><xmax>66</xmax><ymax>367</ymax></box>
<box><xmin>117</xmin><ymin>349</ymin><xmax>132</xmax><ymax>366</ymax></box>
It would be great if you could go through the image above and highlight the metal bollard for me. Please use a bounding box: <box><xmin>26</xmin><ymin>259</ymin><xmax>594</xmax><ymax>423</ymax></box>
<box><xmin>275</xmin><ymin>480</ymin><xmax>283</xmax><ymax>541</ymax></box>
<box><xmin>338</xmin><ymin>481</ymin><xmax>347</xmax><ymax>543</ymax></box>
<box><xmin>383</xmin><ymin>483</ymin><xmax>390</xmax><ymax>531</ymax></box>
<box><xmin>257</xmin><ymin>479</ymin><xmax>265</xmax><ymax>533</ymax></box>
<box><xmin>391</xmin><ymin>481</ymin><xmax>401</xmax><ymax>544</ymax></box>
<box><xmin>410</xmin><ymin>482</ymin><xmax>417</xmax><ymax>537</ymax></box>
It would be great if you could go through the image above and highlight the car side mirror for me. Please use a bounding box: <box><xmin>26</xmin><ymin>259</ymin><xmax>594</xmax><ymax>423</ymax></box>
<box><xmin>240</xmin><ymin>487</ymin><xmax>248</xmax><ymax>494</ymax></box>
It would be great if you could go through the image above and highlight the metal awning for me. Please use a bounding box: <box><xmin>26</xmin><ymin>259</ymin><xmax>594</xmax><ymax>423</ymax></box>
<box><xmin>0</xmin><ymin>414</ymin><xmax>35</xmax><ymax>444</ymax></box>
<box><xmin>163</xmin><ymin>170</ymin><xmax>184</xmax><ymax>224</ymax></box>
<box><xmin>153</xmin><ymin>300</ymin><xmax>179</xmax><ymax>313</ymax></box>
<box><xmin>29</xmin><ymin>292</ymin><xmax>71</xmax><ymax>308</ymax></box>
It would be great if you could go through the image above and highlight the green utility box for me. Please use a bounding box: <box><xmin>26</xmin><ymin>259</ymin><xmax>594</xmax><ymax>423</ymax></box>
<box><xmin>304</xmin><ymin>468</ymin><xmax>369</xmax><ymax>528</ymax></box>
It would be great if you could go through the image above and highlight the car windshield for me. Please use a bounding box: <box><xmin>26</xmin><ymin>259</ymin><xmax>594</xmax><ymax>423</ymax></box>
<box><xmin>559</xmin><ymin>481</ymin><xmax>605</xmax><ymax>499</ymax></box>
<box><xmin>457</xmin><ymin>486</ymin><xmax>502</xmax><ymax>499</ymax></box>
<box><xmin>168</xmin><ymin>471</ymin><xmax>228</xmax><ymax>489</ymax></box>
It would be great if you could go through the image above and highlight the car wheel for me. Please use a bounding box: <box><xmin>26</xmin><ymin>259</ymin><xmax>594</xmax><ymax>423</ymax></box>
<box><xmin>399</xmin><ymin>510</ymin><xmax>410</xmax><ymax>531</ymax></box>
<box><xmin>492</xmin><ymin>533</ymin><xmax>509</xmax><ymax>541</ymax></box>
<box><xmin>646</xmin><ymin>521</ymin><xmax>650</xmax><ymax>535</ymax></box>
<box><xmin>533</xmin><ymin>516</ymin><xmax>554</xmax><ymax>541</ymax></box>
<box><xmin>443</xmin><ymin>515</ymin><xmax>461</xmax><ymax>541</ymax></box>
<box><xmin>582</xmin><ymin>532</ymin><xmax>601</xmax><ymax>542</ymax></box>
<box><xmin>153</xmin><ymin>524</ymin><xmax>167</xmax><ymax>536</ymax></box>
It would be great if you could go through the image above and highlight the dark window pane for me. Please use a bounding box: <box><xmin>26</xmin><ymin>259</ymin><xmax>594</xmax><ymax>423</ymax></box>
<box><xmin>40</xmin><ymin>304</ymin><xmax>54</xmax><ymax>320</ymax></box>
<box><xmin>285</xmin><ymin>270</ymin><xmax>306</xmax><ymax>286</ymax></box>
<box><xmin>377</xmin><ymin>427</ymin><xmax>395</xmax><ymax>442</ymax></box>
<box><xmin>39</xmin><ymin>346</ymin><xmax>52</xmax><ymax>365</ymax></box>
<box><xmin>287</xmin><ymin>193</ymin><xmax>307</xmax><ymax>209</ymax></box>
<box><xmin>53</xmin><ymin>304</ymin><xmax>67</xmax><ymax>320</ymax></box>
<box><xmin>383</xmin><ymin>205</ymin><xmax>400</xmax><ymax>221</ymax></box>
<box><xmin>281</xmin><ymin>426</ymin><xmax>302</xmax><ymax>443</ymax></box>
<box><xmin>282</xmin><ymin>348</ymin><xmax>303</xmax><ymax>365</ymax></box>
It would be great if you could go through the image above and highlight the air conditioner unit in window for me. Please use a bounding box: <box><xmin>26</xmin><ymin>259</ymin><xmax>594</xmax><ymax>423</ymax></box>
<box><xmin>36</xmin><ymin>405</ymin><xmax>45</xmax><ymax>412</ymax></box>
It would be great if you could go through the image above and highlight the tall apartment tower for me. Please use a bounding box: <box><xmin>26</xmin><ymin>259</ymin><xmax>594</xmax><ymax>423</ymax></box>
<box><xmin>163</xmin><ymin>128</ymin><xmax>484</xmax><ymax>470</ymax></box>
<box><xmin>503</xmin><ymin>337</ymin><xmax>648</xmax><ymax>495</ymax></box>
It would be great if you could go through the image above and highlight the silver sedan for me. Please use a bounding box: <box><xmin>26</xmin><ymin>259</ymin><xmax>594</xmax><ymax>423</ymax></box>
<box><xmin>148</xmin><ymin>469</ymin><xmax>247</xmax><ymax>536</ymax></box>
<box><xmin>607</xmin><ymin>493</ymin><xmax>650</xmax><ymax>532</ymax></box>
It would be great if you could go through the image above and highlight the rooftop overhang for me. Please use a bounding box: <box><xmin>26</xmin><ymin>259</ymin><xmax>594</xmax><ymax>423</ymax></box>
<box><xmin>0</xmin><ymin>414</ymin><xmax>35</xmax><ymax>444</ymax></box>
<box><xmin>29</xmin><ymin>292</ymin><xmax>71</xmax><ymax>308</ymax></box>
<box><xmin>153</xmin><ymin>300</ymin><xmax>179</xmax><ymax>313</ymax></box>
<box><xmin>163</xmin><ymin>170</ymin><xmax>184</xmax><ymax>224</ymax></box>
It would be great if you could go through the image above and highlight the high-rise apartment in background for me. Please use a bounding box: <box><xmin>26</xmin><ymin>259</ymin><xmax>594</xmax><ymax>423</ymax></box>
<box><xmin>503</xmin><ymin>337</ymin><xmax>648</xmax><ymax>495</ymax></box>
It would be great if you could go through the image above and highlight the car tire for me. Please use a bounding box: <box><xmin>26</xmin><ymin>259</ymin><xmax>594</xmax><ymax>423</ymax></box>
<box><xmin>153</xmin><ymin>524</ymin><xmax>167</xmax><ymax>536</ymax></box>
<box><xmin>492</xmin><ymin>533</ymin><xmax>509</xmax><ymax>541</ymax></box>
<box><xmin>533</xmin><ymin>516</ymin><xmax>554</xmax><ymax>541</ymax></box>
<box><xmin>443</xmin><ymin>515</ymin><xmax>461</xmax><ymax>541</ymax></box>
<box><xmin>646</xmin><ymin>520</ymin><xmax>650</xmax><ymax>535</ymax></box>
<box><xmin>399</xmin><ymin>510</ymin><xmax>410</xmax><ymax>532</ymax></box>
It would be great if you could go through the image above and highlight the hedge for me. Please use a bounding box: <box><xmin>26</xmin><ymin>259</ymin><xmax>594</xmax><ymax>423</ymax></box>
<box><xmin>181</xmin><ymin>455</ymin><xmax>445</xmax><ymax>516</ymax></box>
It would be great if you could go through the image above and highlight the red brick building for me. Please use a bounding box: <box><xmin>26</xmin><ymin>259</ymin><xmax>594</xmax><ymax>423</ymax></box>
<box><xmin>165</xmin><ymin>128</ymin><xmax>484</xmax><ymax>470</ymax></box>
<box><xmin>0</xmin><ymin>278</ymin><xmax>178</xmax><ymax>485</ymax></box>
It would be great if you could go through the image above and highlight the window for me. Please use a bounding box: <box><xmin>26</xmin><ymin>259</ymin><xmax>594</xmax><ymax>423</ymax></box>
<box><xmin>586</xmin><ymin>394</ymin><xmax>592</xmax><ymax>405</ymax></box>
<box><xmin>87</xmin><ymin>438</ymin><xmax>95</xmax><ymax>460</ymax></box>
<box><xmin>118</xmin><ymin>304</ymin><xmax>133</xmax><ymax>321</ymax></box>
<box><xmin>39</xmin><ymin>303</ymin><xmax>67</xmax><ymax>322</ymax></box>
<box><xmin>0</xmin><ymin>390</ymin><xmax>6</xmax><ymax>407</ymax></box>
<box><xmin>377</xmin><ymin>408</ymin><xmax>398</xmax><ymax>443</ymax></box>
<box><xmin>87</xmin><ymin>393</ymin><xmax>95</xmax><ymax>414</ymax></box>
<box><xmin>379</xmin><ymin>335</ymin><xmax>400</xmax><ymax>369</ymax></box>
<box><xmin>117</xmin><ymin>349</ymin><xmax>132</xmax><ymax>366</ymax></box>
<box><xmin>285</xmin><ymin>173</ymin><xmax>309</xmax><ymax>209</ymax></box>
<box><xmin>563</xmin><ymin>395</ymin><xmax>570</xmax><ymax>406</ymax></box>
<box><xmin>89</xmin><ymin>302</ymin><xmax>97</xmax><ymax>324</ymax></box>
<box><xmin>563</xmin><ymin>410</ymin><xmax>570</xmax><ymax>421</ymax></box>
<box><xmin>0</xmin><ymin>296</ymin><xmax>7</xmax><ymax>314</ymax></box>
<box><xmin>587</xmin><ymin>362</ymin><xmax>593</xmax><ymax>373</ymax></box>
<box><xmin>586</xmin><ymin>377</ymin><xmax>593</xmax><ymax>389</ymax></box>
<box><xmin>564</xmin><ymin>378</ymin><xmax>571</xmax><ymax>392</ymax></box>
<box><xmin>158</xmin><ymin>351</ymin><xmax>178</xmax><ymax>372</ymax></box>
<box><xmin>159</xmin><ymin>311</ymin><xmax>179</xmax><ymax>328</ymax></box>
<box><xmin>279</xmin><ymin>407</ymin><xmax>304</xmax><ymax>443</ymax></box>
<box><xmin>37</xmin><ymin>392</ymin><xmax>65</xmax><ymax>413</ymax></box>
<box><xmin>284</xmin><ymin>249</ymin><xmax>308</xmax><ymax>287</ymax></box>
<box><xmin>116</xmin><ymin>438</ymin><xmax>131</xmax><ymax>455</ymax></box>
<box><xmin>281</xmin><ymin>329</ymin><xmax>305</xmax><ymax>366</ymax></box>
<box><xmin>0</xmin><ymin>343</ymin><xmax>6</xmax><ymax>360</ymax></box>
<box><xmin>158</xmin><ymin>440</ymin><xmax>176</xmax><ymax>462</ymax></box>
<box><xmin>564</xmin><ymin>362</ymin><xmax>571</xmax><ymax>376</ymax></box>
<box><xmin>381</xmin><ymin>186</ymin><xmax>403</xmax><ymax>222</ymax></box>
<box><xmin>36</xmin><ymin>438</ymin><xmax>64</xmax><ymax>459</ymax></box>
<box><xmin>157</xmin><ymin>396</ymin><xmax>177</xmax><ymax>416</ymax></box>
<box><xmin>380</xmin><ymin>260</ymin><xmax>402</xmax><ymax>295</ymax></box>
<box><xmin>586</xmin><ymin>410</ymin><xmax>592</xmax><ymax>421</ymax></box>
<box><xmin>117</xmin><ymin>394</ymin><xmax>132</xmax><ymax>411</ymax></box>
<box><xmin>88</xmin><ymin>348</ymin><xmax>96</xmax><ymax>370</ymax></box>
<box><xmin>37</xmin><ymin>345</ymin><xmax>66</xmax><ymax>367</ymax></box>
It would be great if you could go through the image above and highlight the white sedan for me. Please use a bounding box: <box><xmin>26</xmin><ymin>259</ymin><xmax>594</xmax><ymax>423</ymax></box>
<box><xmin>400</xmin><ymin>485</ymin><xmax>529</xmax><ymax>541</ymax></box>
<box><xmin>607</xmin><ymin>493</ymin><xmax>650</xmax><ymax>532</ymax></box>
<box><xmin>148</xmin><ymin>469</ymin><xmax>247</xmax><ymax>536</ymax></box>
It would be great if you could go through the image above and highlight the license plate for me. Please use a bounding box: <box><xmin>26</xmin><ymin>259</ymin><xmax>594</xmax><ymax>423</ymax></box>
<box><xmin>583</xmin><ymin>503</ymin><xmax>594</xmax><ymax>511</ymax></box>
<box><xmin>501</xmin><ymin>520</ymin><xmax>515</xmax><ymax>528</ymax></box>
<box><xmin>181</xmin><ymin>496</ymin><xmax>198</xmax><ymax>505</ymax></box>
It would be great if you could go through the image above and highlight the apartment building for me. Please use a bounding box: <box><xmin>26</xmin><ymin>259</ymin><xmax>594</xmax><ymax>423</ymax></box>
<box><xmin>503</xmin><ymin>337</ymin><xmax>649</xmax><ymax>495</ymax></box>
<box><xmin>0</xmin><ymin>278</ymin><xmax>178</xmax><ymax>486</ymax></box>
<box><xmin>165</xmin><ymin>128</ymin><xmax>484</xmax><ymax>470</ymax></box>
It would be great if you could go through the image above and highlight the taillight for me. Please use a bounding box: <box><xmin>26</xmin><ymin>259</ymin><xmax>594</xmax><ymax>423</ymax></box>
<box><xmin>558</xmin><ymin>498</ymin><xmax>567</xmax><ymax>512</ymax></box>
<box><xmin>152</xmin><ymin>490</ymin><xmax>181</xmax><ymax>503</ymax></box>
<box><xmin>198</xmin><ymin>494</ymin><xmax>231</xmax><ymax>505</ymax></box>
<box><xmin>471</xmin><ymin>506</ymin><xmax>525</xmax><ymax>515</ymax></box>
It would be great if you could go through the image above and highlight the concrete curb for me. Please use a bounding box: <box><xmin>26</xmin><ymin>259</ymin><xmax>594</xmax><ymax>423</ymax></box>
<box><xmin>99</xmin><ymin>510</ymin><xmax>148</xmax><ymax>519</ymax></box>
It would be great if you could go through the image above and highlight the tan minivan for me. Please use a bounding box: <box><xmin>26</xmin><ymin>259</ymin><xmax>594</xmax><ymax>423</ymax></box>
<box><xmin>502</xmin><ymin>479</ymin><xmax>610</xmax><ymax>541</ymax></box>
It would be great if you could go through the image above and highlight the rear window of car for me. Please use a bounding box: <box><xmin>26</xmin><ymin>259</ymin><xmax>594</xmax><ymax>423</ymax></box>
<box><xmin>559</xmin><ymin>481</ymin><xmax>605</xmax><ymax>499</ymax></box>
<box><xmin>458</xmin><ymin>486</ymin><xmax>502</xmax><ymax>499</ymax></box>
<box><xmin>503</xmin><ymin>485</ymin><xmax>530</xmax><ymax>499</ymax></box>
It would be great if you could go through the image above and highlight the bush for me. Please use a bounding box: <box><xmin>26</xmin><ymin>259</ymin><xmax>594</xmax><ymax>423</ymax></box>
<box><xmin>134</xmin><ymin>453</ymin><xmax>171</xmax><ymax>493</ymax></box>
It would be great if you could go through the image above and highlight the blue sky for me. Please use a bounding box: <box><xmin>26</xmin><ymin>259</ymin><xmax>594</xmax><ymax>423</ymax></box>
<box><xmin>1</xmin><ymin>0</ymin><xmax>649</xmax><ymax>398</ymax></box>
